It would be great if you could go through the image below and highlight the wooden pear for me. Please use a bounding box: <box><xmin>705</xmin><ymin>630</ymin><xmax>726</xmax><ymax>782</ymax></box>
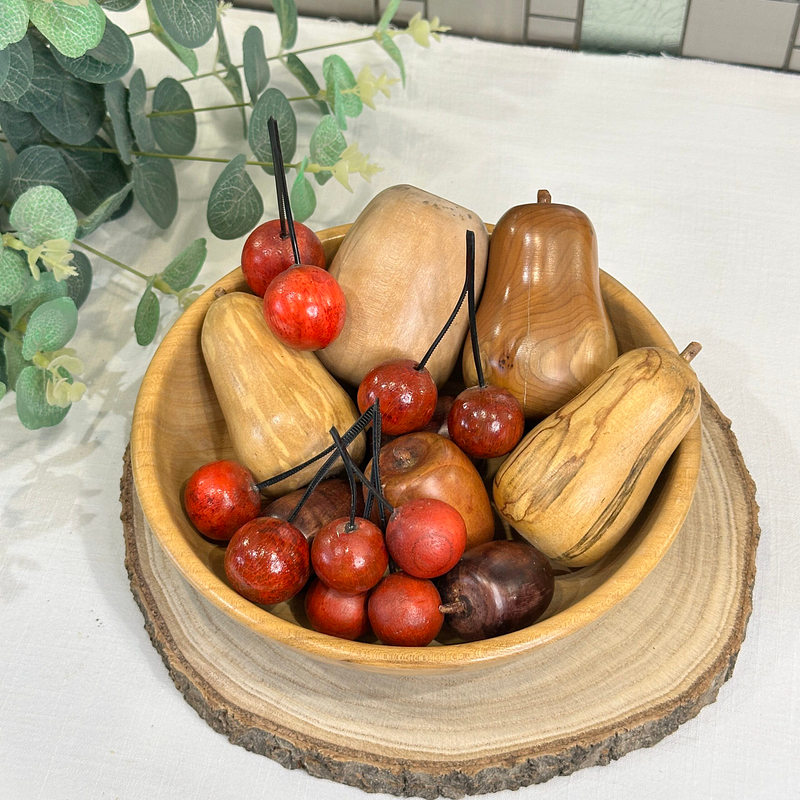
<box><xmin>201</xmin><ymin>292</ymin><xmax>364</xmax><ymax>497</ymax></box>
<box><xmin>493</xmin><ymin>344</ymin><xmax>702</xmax><ymax>567</ymax></box>
<box><xmin>318</xmin><ymin>185</ymin><xmax>489</xmax><ymax>387</ymax></box>
<box><xmin>463</xmin><ymin>190</ymin><xmax>618</xmax><ymax>418</ymax></box>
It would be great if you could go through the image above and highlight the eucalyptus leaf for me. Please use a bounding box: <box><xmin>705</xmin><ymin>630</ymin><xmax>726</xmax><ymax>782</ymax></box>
<box><xmin>376</xmin><ymin>30</ymin><xmax>405</xmax><ymax>87</ymax></box>
<box><xmin>249</xmin><ymin>88</ymin><xmax>296</xmax><ymax>175</ymax></box>
<box><xmin>28</xmin><ymin>0</ymin><xmax>107</xmax><ymax>59</ymax></box>
<box><xmin>134</xmin><ymin>277</ymin><xmax>159</xmax><ymax>345</ymax></box>
<box><xmin>151</xmin><ymin>77</ymin><xmax>196</xmax><ymax>155</ymax></box>
<box><xmin>8</xmin><ymin>145</ymin><xmax>73</xmax><ymax>203</ymax></box>
<box><xmin>3</xmin><ymin>334</ymin><xmax>30</xmax><ymax>390</ymax></box>
<box><xmin>0</xmin><ymin>144</ymin><xmax>11</xmax><ymax>202</ymax></box>
<box><xmin>101</xmin><ymin>0</ymin><xmax>141</xmax><ymax>10</ymax></box>
<box><xmin>309</xmin><ymin>115</ymin><xmax>346</xmax><ymax>167</ymax></box>
<box><xmin>22</xmin><ymin>296</ymin><xmax>78</xmax><ymax>359</ymax></box>
<box><xmin>64</xmin><ymin>250</ymin><xmax>92</xmax><ymax>308</ymax></box>
<box><xmin>148</xmin><ymin>19</ymin><xmax>198</xmax><ymax>75</ymax></box>
<box><xmin>9</xmin><ymin>185</ymin><xmax>77</xmax><ymax>248</ymax></box>
<box><xmin>16</xmin><ymin>364</ymin><xmax>71</xmax><ymax>429</ymax></box>
<box><xmin>323</xmin><ymin>55</ymin><xmax>361</xmax><ymax>126</ymax></box>
<box><xmin>151</xmin><ymin>0</ymin><xmax>216</xmax><ymax>49</ymax></box>
<box><xmin>60</xmin><ymin>139</ymin><xmax>128</xmax><ymax>214</ymax></box>
<box><xmin>34</xmin><ymin>72</ymin><xmax>105</xmax><ymax>145</ymax></box>
<box><xmin>0</xmin><ymin>37</ymin><xmax>34</xmax><ymax>103</ymax></box>
<box><xmin>284</xmin><ymin>54</ymin><xmax>327</xmax><ymax>115</ymax></box>
<box><xmin>132</xmin><ymin>156</ymin><xmax>178</xmax><ymax>229</ymax></box>
<box><xmin>104</xmin><ymin>80</ymin><xmax>133</xmax><ymax>164</ymax></box>
<box><xmin>0</xmin><ymin>101</ymin><xmax>45</xmax><ymax>152</ymax></box>
<box><xmin>272</xmin><ymin>0</ymin><xmax>298</xmax><ymax>51</ymax></box>
<box><xmin>314</xmin><ymin>170</ymin><xmax>332</xmax><ymax>186</ymax></box>
<box><xmin>162</xmin><ymin>237</ymin><xmax>206</xmax><ymax>291</ymax></box>
<box><xmin>0</xmin><ymin>383</ymin><xmax>5</xmax><ymax>401</ymax></box>
<box><xmin>0</xmin><ymin>47</ymin><xmax>10</xmax><ymax>87</ymax></box>
<box><xmin>52</xmin><ymin>19</ymin><xmax>134</xmax><ymax>84</ymax></box>
<box><xmin>290</xmin><ymin>160</ymin><xmax>315</xmax><ymax>223</ymax></box>
<box><xmin>14</xmin><ymin>37</ymin><xmax>64</xmax><ymax>114</ymax></box>
<box><xmin>0</xmin><ymin>0</ymin><xmax>29</xmax><ymax>51</ymax></box>
<box><xmin>207</xmin><ymin>154</ymin><xmax>263</xmax><ymax>240</ymax></box>
<box><xmin>75</xmin><ymin>181</ymin><xmax>132</xmax><ymax>237</ymax></box>
<box><xmin>377</xmin><ymin>0</ymin><xmax>401</xmax><ymax>30</ymax></box>
<box><xmin>243</xmin><ymin>26</ymin><xmax>269</xmax><ymax>105</ymax></box>
<box><xmin>215</xmin><ymin>21</ymin><xmax>246</xmax><ymax>138</ymax></box>
<box><xmin>0</xmin><ymin>248</ymin><xmax>30</xmax><ymax>305</ymax></box>
<box><xmin>127</xmin><ymin>68</ymin><xmax>155</xmax><ymax>152</ymax></box>
<box><xmin>11</xmin><ymin>272</ymin><xmax>68</xmax><ymax>328</ymax></box>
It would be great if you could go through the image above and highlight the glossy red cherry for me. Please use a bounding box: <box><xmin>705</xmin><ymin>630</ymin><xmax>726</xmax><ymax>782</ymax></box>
<box><xmin>304</xmin><ymin>579</ymin><xmax>370</xmax><ymax>640</ymax></box>
<box><xmin>241</xmin><ymin>219</ymin><xmax>326</xmax><ymax>297</ymax></box>
<box><xmin>224</xmin><ymin>517</ymin><xmax>310</xmax><ymax>605</ymax></box>
<box><xmin>368</xmin><ymin>572</ymin><xmax>443</xmax><ymax>647</ymax></box>
<box><xmin>447</xmin><ymin>385</ymin><xmax>525</xmax><ymax>459</ymax></box>
<box><xmin>386</xmin><ymin>498</ymin><xmax>467</xmax><ymax>579</ymax></box>
<box><xmin>183</xmin><ymin>460</ymin><xmax>261</xmax><ymax>542</ymax></box>
<box><xmin>357</xmin><ymin>359</ymin><xmax>438</xmax><ymax>436</ymax></box>
<box><xmin>311</xmin><ymin>517</ymin><xmax>388</xmax><ymax>593</ymax></box>
<box><xmin>264</xmin><ymin>265</ymin><xmax>346</xmax><ymax>350</ymax></box>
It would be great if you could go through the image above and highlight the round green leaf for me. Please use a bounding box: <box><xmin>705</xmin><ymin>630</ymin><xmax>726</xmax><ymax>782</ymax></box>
<box><xmin>105</xmin><ymin>80</ymin><xmax>133</xmax><ymax>164</ymax></box>
<box><xmin>34</xmin><ymin>72</ymin><xmax>105</xmax><ymax>145</ymax></box>
<box><xmin>4</xmin><ymin>335</ymin><xmax>30</xmax><ymax>391</ymax></box>
<box><xmin>0</xmin><ymin>0</ymin><xmax>29</xmax><ymax>51</ymax></box>
<box><xmin>151</xmin><ymin>77</ymin><xmax>196</xmax><ymax>156</ymax></box>
<box><xmin>0</xmin><ymin>248</ymin><xmax>30</xmax><ymax>305</ymax></box>
<box><xmin>207</xmin><ymin>154</ymin><xmax>263</xmax><ymax>240</ymax></box>
<box><xmin>0</xmin><ymin>37</ymin><xmax>34</xmax><ymax>103</ymax></box>
<box><xmin>11</xmin><ymin>271</ymin><xmax>68</xmax><ymax>328</ymax></box>
<box><xmin>284</xmin><ymin>54</ymin><xmax>328</xmax><ymax>116</ymax></box>
<box><xmin>214</xmin><ymin>21</ymin><xmax>246</xmax><ymax>138</ymax></box>
<box><xmin>8</xmin><ymin>145</ymin><xmax>73</xmax><ymax>203</ymax></box>
<box><xmin>249</xmin><ymin>88</ymin><xmax>296</xmax><ymax>175</ymax></box>
<box><xmin>60</xmin><ymin>137</ymin><xmax>127</xmax><ymax>215</ymax></box>
<box><xmin>52</xmin><ymin>19</ymin><xmax>133</xmax><ymax>84</ymax></box>
<box><xmin>309</xmin><ymin>116</ymin><xmax>346</xmax><ymax>167</ymax></box>
<box><xmin>0</xmin><ymin>100</ymin><xmax>45</xmax><ymax>152</ymax></box>
<box><xmin>323</xmin><ymin>55</ymin><xmax>362</xmax><ymax>125</ymax></box>
<box><xmin>134</xmin><ymin>280</ymin><xmax>159</xmax><ymax>345</ymax></box>
<box><xmin>9</xmin><ymin>185</ymin><xmax>78</xmax><ymax>248</ymax></box>
<box><xmin>22</xmin><ymin>296</ymin><xmax>78</xmax><ymax>359</ymax></box>
<box><xmin>0</xmin><ymin>143</ymin><xmax>10</xmax><ymax>201</ymax></box>
<box><xmin>65</xmin><ymin>249</ymin><xmax>92</xmax><ymax>308</ymax></box>
<box><xmin>290</xmin><ymin>168</ymin><xmax>316</xmax><ymax>223</ymax></box>
<box><xmin>132</xmin><ymin>156</ymin><xmax>178</xmax><ymax>229</ymax></box>
<box><xmin>243</xmin><ymin>26</ymin><xmax>269</xmax><ymax>105</ymax></box>
<box><xmin>162</xmin><ymin>237</ymin><xmax>206</xmax><ymax>291</ymax></box>
<box><xmin>75</xmin><ymin>181</ymin><xmax>132</xmax><ymax>237</ymax></box>
<box><xmin>272</xmin><ymin>0</ymin><xmax>298</xmax><ymax>51</ymax></box>
<box><xmin>151</xmin><ymin>0</ymin><xmax>216</xmax><ymax>49</ymax></box>
<box><xmin>16</xmin><ymin>364</ymin><xmax>70</xmax><ymax>428</ymax></box>
<box><xmin>100</xmin><ymin>0</ymin><xmax>141</xmax><ymax>11</ymax></box>
<box><xmin>28</xmin><ymin>0</ymin><xmax>107</xmax><ymax>59</ymax></box>
<box><xmin>0</xmin><ymin>47</ymin><xmax>10</xmax><ymax>87</ymax></box>
<box><xmin>128</xmin><ymin>68</ymin><xmax>155</xmax><ymax>152</ymax></box>
<box><xmin>14</xmin><ymin>37</ymin><xmax>64</xmax><ymax>114</ymax></box>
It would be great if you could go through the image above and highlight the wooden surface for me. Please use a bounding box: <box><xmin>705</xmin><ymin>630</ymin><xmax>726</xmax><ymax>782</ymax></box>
<box><xmin>130</xmin><ymin>224</ymin><xmax>701</xmax><ymax>672</ymax></box>
<box><xmin>121</xmin><ymin>387</ymin><xmax>758</xmax><ymax>797</ymax></box>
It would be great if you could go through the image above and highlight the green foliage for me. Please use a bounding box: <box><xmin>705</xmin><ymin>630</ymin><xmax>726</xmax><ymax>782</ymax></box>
<box><xmin>104</xmin><ymin>81</ymin><xmax>134</xmax><ymax>164</ymax></box>
<box><xmin>14</xmin><ymin>36</ymin><xmax>64</xmax><ymax>114</ymax></box>
<box><xmin>0</xmin><ymin>101</ymin><xmax>45</xmax><ymax>152</ymax></box>
<box><xmin>0</xmin><ymin>144</ymin><xmax>10</xmax><ymax>201</ymax></box>
<box><xmin>162</xmin><ymin>237</ymin><xmax>206</xmax><ymax>291</ymax></box>
<box><xmin>0</xmin><ymin>37</ymin><xmax>34</xmax><ymax>102</ymax></box>
<box><xmin>11</xmin><ymin>272</ymin><xmax>68</xmax><ymax>328</ymax></box>
<box><xmin>75</xmin><ymin>182</ymin><xmax>133</xmax><ymax>237</ymax></box>
<box><xmin>291</xmin><ymin>158</ymin><xmax>315</xmax><ymax>223</ymax></box>
<box><xmin>3</xmin><ymin>335</ymin><xmax>29</xmax><ymax>391</ymax></box>
<box><xmin>284</xmin><ymin>54</ymin><xmax>328</xmax><ymax>115</ymax></box>
<box><xmin>250</xmin><ymin>88</ymin><xmax>296</xmax><ymax>174</ymax></box>
<box><xmin>132</xmin><ymin>156</ymin><xmax>178</xmax><ymax>229</ymax></box>
<box><xmin>146</xmin><ymin>0</ymin><xmax>199</xmax><ymax>75</ymax></box>
<box><xmin>207</xmin><ymin>154</ymin><xmax>263</xmax><ymax>240</ymax></box>
<box><xmin>28</xmin><ymin>0</ymin><xmax>106</xmax><ymax>59</ymax></box>
<box><xmin>128</xmin><ymin>68</ymin><xmax>156</xmax><ymax>151</ymax></box>
<box><xmin>377</xmin><ymin>0</ymin><xmax>402</xmax><ymax>30</ymax></box>
<box><xmin>34</xmin><ymin>71</ymin><xmax>105</xmax><ymax>145</ymax></box>
<box><xmin>134</xmin><ymin>277</ymin><xmax>159</xmax><ymax>345</ymax></box>
<box><xmin>272</xmin><ymin>0</ymin><xmax>298</xmax><ymax>51</ymax></box>
<box><xmin>52</xmin><ymin>19</ymin><xmax>134</xmax><ymax>84</ymax></box>
<box><xmin>65</xmin><ymin>250</ymin><xmax>92</xmax><ymax>308</ymax></box>
<box><xmin>16</xmin><ymin>365</ymin><xmax>71</xmax><ymax>429</ymax></box>
<box><xmin>214</xmin><ymin>20</ymin><xmax>246</xmax><ymax>138</ymax></box>
<box><xmin>0</xmin><ymin>0</ymin><xmax>29</xmax><ymax>51</ymax></box>
<box><xmin>151</xmin><ymin>78</ymin><xmax>196</xmax><ymax>155</ymax></box>
<box><xmin>151</xmin><ymin>0</ymin><xmax>216</xmax><ymax>49</ymax></box>
<box><xmin>8</xmin><ymin>145</ymin><xmax>73</xmax><ymax>204</ymax></box>
<box><xmin>10</xmin><ymin>186</ymin><xmax>78</xmax><ymax>248</ymax></box>
<box><xmin>60</xmin><ymin>138</ymin><xmax>128</xmax><ymax>215</ymax></box>
<box><xmin>323</xmin><ymin>55</ymin><xmax>362</xmax><ymax>130</ymax></box>
<box><xmin>22</xmin><ymin>297</ymin><xmax>79</xmax><ymax>359</ymax></box>
<box><xmin>243</xmin><ymin>26</ymin><xmax>269</xmax><ymax>105</ymax></box>
<box><xmin>101</xmin><ymin>0</ymin><xmax>142</xmax><ymax>11</ymax></box>
<box><xmin>376</xmin><ymin>31</ymin><xmax>405</xmax><ymax>87</ymax></box>
<box><xmin>0</xmin><ymin>248</ymin><xmax>30</xmax><ymax>305</ymax></box>
<box><xmin>309</xmin><ymin>116</ymin><xmax>346</xmax><ymax>167</ymax></box>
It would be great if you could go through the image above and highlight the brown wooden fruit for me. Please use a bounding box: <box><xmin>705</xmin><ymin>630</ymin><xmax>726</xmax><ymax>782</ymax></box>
<box><xmin>365</xmin><ymin>432</ymin><xmax>494</xmax><ymax>550</ymax></box>
<box><xmin>201</xmin><ymin>292</ymin><xmax>364</xmax><ymax>496</ymax></box>
<box><xmin>463</xmin><ymin>190</ymin><xmax>618</xmax><ymax>418</ymax></box>
<box><xmin>318</xmin><ymin>185</ymin><xmax>489</xmax><ymax>388</ymax></box>
<box><xmin>494</xmin><ymin>344</ymin><xmax>702</xmax><ymax>567</ymax></box>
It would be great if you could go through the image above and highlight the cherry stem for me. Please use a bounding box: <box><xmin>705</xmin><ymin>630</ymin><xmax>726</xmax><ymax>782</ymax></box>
<box><xmin>680</xmin><ymin>342</ymin><xmax>702</xmax><ymax>363</ymax></box>
<box><xmin>464</xmin><ymin>230</ymin><xmax>485</xmax><ymax>389</ymax></box>
<box><xmin>363</xmin><ymin>398</ymin><xmax>387</xmax><ymax>526</ymax></box>
<box><xmin>267</xmin><ymin>116</ymin><xmax>301</xmax><ymax>263</ymax></box>
<box><xmin>345</xmin><ymin>454</ymin><xmax>395</xmax><ymax>516</ymax></box>
<box><xmin>330</xmin><ymin>427</ymin><xmax>358</xmax><ymax>533</ymax></box>
<box><xmin>439</xmin><ymin>599</ymin><xmax>467</xmax><ymax>615</ymax></box>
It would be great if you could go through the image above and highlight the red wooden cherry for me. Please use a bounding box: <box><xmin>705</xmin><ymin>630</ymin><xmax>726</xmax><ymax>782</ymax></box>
<box><xmin>368</xmin><ymin>572</ymin><xmax>443</xmax><ymax>647</ymax></box>
<box><xmin>241</xmin><ymin>219</ymin><xmax>325</xmax><ymax>297</ymax></box>
<box><xmin>386</xmin><ymin>498</ymin><xmax>467</xmax><ymax>578</ymax></box>
<box><xmin>264</xmin><ymin>265</ymin><xmax>346</xmax><ymax>350</ymax></box>
<box><xmin>447</xmin><ymin>385</ymin><xmax>525</xmax><ymax>459</ymax></box>
<box><xmin>357</xmin><ymin>359</ymin><xmax>438</xmax><ymax>436</ymax></box>
<box><xmin>304</xmin><ymin>579</ymin><xmax>370</xmax><ymax>640</ymax></box>
<box><xmin>311</xmin><ymin>517</ymin><xmax>388</xmax><ymax>593</ymax></box>
<box><xmin>224</xmin><ymin>517</ymin><xmax>310</xmax><ymax>605</ymax></box>
<box><xmin>183</xmin><ymin>460</ymin><xmax>261</xmax><ymax>542</ymax></box>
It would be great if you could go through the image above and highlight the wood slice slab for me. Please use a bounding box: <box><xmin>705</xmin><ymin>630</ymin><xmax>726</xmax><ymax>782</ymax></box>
<box><xmin>120</xmin><ymin>388</ymin><xmax>759</xmax><ymax>798</ymax></box>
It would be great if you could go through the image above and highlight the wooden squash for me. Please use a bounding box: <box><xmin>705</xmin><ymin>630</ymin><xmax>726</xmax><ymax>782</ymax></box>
<box><xmin>201</xmin><ymin>292</ymin><xmax>364</xmax><ymax>496</ymax></box>
<box><xmin>463</xmin><ymin>190</ymin><xmax>617</xmax><ymax>418</ymax></box>
<box><xmin>318</xmin><ymin>185</ymin><xmax>489</xmax><ymax>387</ymax></box>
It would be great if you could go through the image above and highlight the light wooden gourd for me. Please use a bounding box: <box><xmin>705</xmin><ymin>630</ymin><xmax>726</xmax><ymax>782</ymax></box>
<box><xmin>201</xmin><ymin>292</ymin><xmax>363</xmax><ymax>496</ymax></box>
<box><xmin>318</xmin><ymin>185</ymin><xmax>490</xmax><ymax>387</ymax></box>
<box><xmin>129</xmin><ymin>224</ymin><xmax>701</xmax><ymax>673</ymax></box>
<box><xmin>494</xmin><ymin>345</ymin><xmax>702</xmax><ymax>566</ymax></box>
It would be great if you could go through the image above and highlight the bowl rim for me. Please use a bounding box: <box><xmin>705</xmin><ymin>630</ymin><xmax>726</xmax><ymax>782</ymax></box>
<box><xmin>131</xmin><ymin>223</ymin><xmax>702</xmax><ymax>672</ymax></box>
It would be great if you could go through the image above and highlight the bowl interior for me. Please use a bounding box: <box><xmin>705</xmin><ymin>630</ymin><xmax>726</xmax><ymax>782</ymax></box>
<box><xmin>131</xmin><ymin>225</ymin><xmax>702</xmax><ymax>672</ymax></box>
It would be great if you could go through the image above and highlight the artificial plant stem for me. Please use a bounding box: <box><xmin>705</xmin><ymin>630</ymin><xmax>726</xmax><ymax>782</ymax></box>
<box><xmin>128</xmin><ymin>29</ymin><xmax>152</xmax><ymax>37</ymax></box>
<box><xmin>464</xmin><ymin>230</ymin><xmax>485</xmax><ymax>388</ymax></box>
<box><xmin>147</xmin><ymin>102</ymin><xmax>249</xmax><ymax>118</ymax></box>
<box><xmin>0</xmin><ymin>326</ymin><xmax>21</xmax><ymax>342</ymax></box>
<box><xmin>267</xmin><ymin>35</ymin><xmax>375</xmax><ymax>61</ymax></box>
<box><xmin>267</xmin><ymin>117</ymin><xmax>288</xmax><ymax>239</ymax></box>
<box><xmin>268</xmin><ymin>116</ymin><xmax>301</xmax><ymax>263</ymax></box>
<box><xmin>73</xmin><ymin>240</ymin><xmax>148</xmax><ymax>280</ymax></box>
<box><xmin>330</xmin><ymin>427</ymin><xmax>358</xmax><ymax>532</ymax></box>
<box><xmin>416</xmin><ymin>264</ymin><xmax>470</xmax><ymax>373</ymax></box>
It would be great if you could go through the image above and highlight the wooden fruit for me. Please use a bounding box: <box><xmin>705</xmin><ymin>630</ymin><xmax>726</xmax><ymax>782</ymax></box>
<box><xmin>463</xmin><ymin>190</ymin><xmax>618</xmax><ymax>418</ymax></box>
<box><xmin>494</xmin><ymin>343</ymin><xmax>702</xmax><ymax>567</ymax></box>
<box><xmin>201</xmin><ymin>292</ymin><xmax>364</xmax><ymax>496</ymax></box>
<box><xmin>366</xmin><ymin>432</ymin><xmax>494</xmax><ymax>550</ymax></box>
<box><xmin>318</xmin><ymin>185</ymin><xmax>489</xmax><ymax>387</ymax></box>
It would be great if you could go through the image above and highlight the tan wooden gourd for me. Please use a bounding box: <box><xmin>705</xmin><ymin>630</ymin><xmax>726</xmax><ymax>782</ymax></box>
<box><xmin>201</xmin><ymin>292</ymin><xmax>364</xmax><ymax>496</ymax></box>
<box><xmin>493</xmin><ymin>344</ymin><xmax>702</xmax><ymax>567</ymax></box>
<box><xmin>318</xmin><ymin>185</ymin><xmax>489</xmax><ymax>387</ymax></box>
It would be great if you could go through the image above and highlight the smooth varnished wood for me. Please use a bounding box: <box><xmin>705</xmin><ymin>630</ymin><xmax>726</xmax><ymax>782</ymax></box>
<box><xmin>463</xmin><ymin>193</ymin><xmax>618</xmax><ymax>417</ymax></box>
<box><xmin>318</xmin><ymin>185</ymin><xmax>490</xmax><ymax>387</ymax></box>
<box><xmin>130</xmin><ymin>224</ymin><xmax>701</xmax><ymax>672</ymax></box>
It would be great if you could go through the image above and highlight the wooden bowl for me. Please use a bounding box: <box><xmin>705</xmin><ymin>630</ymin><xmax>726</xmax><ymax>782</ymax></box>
<box><xmin>131</xmin><ymin>224</ymin><xmax>702</xmax><ymax>673</ymax></box>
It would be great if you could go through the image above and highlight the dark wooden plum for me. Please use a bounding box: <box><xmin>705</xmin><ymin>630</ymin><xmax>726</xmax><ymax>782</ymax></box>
<box><xmin>368</xmin><ymin>572</ymin><xmax>443</xmax><ymax>647</ymax></box>
<box><xmin>447</xmin><ymin>385</ymin><xmax>524</xmax><ymax>459</ymax></box>
<box><xmin>304</xmin><ymin>579</ymin><xmax>370</xmax><ymax>640</ymax></box>
<box><xmin>437</xmin><ymin>541</ymin><xmax>554</xmax><ymax>642</ymax></box>
<box><xmin>311</xmin><ymin>517</ymin><xmax>388</xmax><ymax>593</ymax></box>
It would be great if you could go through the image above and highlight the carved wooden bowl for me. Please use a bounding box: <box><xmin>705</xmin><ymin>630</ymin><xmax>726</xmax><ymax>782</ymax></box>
<box><xmin>130</xmin><ymin>224</ymin><xmax>702</xmax><ymax>673</ymax></box>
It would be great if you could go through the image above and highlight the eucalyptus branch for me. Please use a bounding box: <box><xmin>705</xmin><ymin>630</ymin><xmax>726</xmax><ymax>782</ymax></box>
<box><xmin>72</xmin><ymin>240</ymin><xmax>176</xmax><ymax>296</ymax></box>
<box><xmin>147</xmin><ymin>102</ymin><xmax>249</xmax><ymax>118</ymax></box>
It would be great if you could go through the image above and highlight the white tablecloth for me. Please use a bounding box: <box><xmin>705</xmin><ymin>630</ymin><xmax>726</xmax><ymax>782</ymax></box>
<box><xmin>2</xmin><ymin>6</ymin><xmax>799</xmax><ymax>799</ymax></box>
